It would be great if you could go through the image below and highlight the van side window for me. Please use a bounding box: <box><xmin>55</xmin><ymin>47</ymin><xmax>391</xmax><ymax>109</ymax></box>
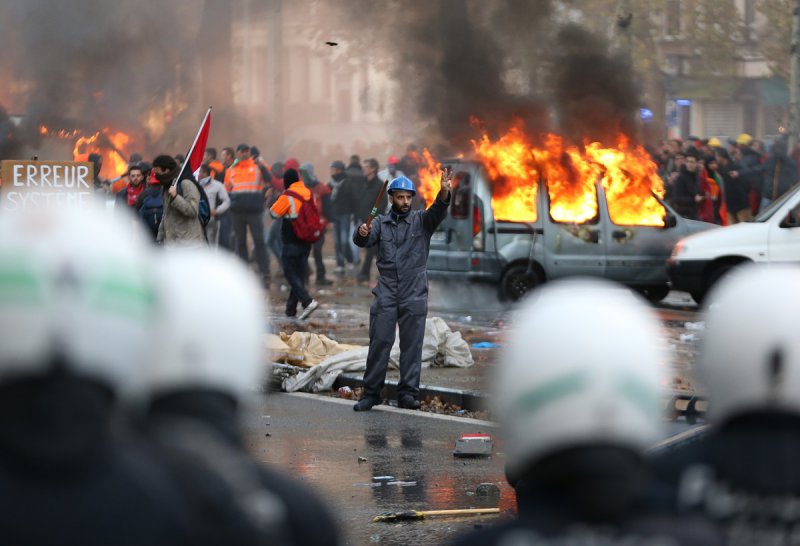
<box><xmin>451</xmin><ymin>172</ymin><xmax>471</xmax><ymax>219</ymax></box>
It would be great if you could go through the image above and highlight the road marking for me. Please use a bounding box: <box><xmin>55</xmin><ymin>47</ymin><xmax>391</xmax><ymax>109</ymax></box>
<box><xmin>283</xmin><ymin>392</ymin><xmax>498</xmax><ymax>427</ymax></box>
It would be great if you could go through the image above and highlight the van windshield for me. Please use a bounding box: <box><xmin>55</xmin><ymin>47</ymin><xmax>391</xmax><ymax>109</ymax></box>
<box><xmin>754</xmin><ymin>184</ymin><xmax>800</xmax><ymax>222</ymax></box>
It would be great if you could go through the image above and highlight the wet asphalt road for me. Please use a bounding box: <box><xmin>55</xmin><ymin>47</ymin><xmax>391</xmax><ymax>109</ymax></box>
<box><xmin>245</xmin><ymin>393</ymin><xmax>513</xmax><ymax>546</ymax></box>
<box><xmin>243</xmin><ymin>393</ymin><xmax>698</xmax><ymax>546</ymax></box>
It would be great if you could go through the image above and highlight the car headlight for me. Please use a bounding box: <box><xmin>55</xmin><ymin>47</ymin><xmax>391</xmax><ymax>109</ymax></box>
<box><xmin>670</xmin><ymin>241</ymin><xmax>687</xmax><ymax>259</ymax></box>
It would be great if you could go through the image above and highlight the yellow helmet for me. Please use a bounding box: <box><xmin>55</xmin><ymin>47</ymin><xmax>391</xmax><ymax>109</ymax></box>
<box><xmin>707</xmin><ymin>137</ymin><xmax>722</xmax><ymax>148</ymax></box>
<box><xmin>736</xmin><ymin>133</ymin><xmax>753</xmax><ymax>146</ymax></box>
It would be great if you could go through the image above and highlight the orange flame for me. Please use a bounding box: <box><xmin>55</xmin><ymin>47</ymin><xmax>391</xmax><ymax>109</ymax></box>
<box><xmin>472</xmin><ymin>124</ymin><xmax>539</xmax><ymax>222</ymax></box>
<box><xmin>471</xmin><ymin>122</ymin><xmax>666</xmax><ymax>226</ymax></box>
<box><xmin>72</xmin><ymin>128</ymin><xmax>131</xmax><ymax>179</ymax></box>
<box><xmin>417</xmin><ymin>148</ymin><xmax>441</xmax><ymax>207</ymax></box>
<box><xmin>39</xmin><ymin>124</ymin><xmax>134</xmax><ymax>180</ymax></box>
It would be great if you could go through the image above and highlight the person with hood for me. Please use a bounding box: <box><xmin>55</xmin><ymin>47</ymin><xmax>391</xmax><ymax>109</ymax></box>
<box><xmin>0</xmin><ymin>206</ymin><xmax>193</xmax><ymax>545</ymax></box>
<box><xmin>270</xmin><ymin>168</ymin><xmax>319</xmax><ymax>321</ymax></box>
<box><xmin>198</xmin><ymin>163</ymin><xmax>230</xmax><ymax>246</ymax></box>
<box><xmin>153</xmin><ymin>154</ymin><xmax>206</xmax><ymax>247</ymax></box>
<box><xmin>761</xmin><ymin>137</ymin><xmax>799</xmax><ymax>210</ymax></box>
<box><xmin>142</xmin><ymin>249</ymin><xmax>340</xmax><ymax>546</ymax></box>
<box><xmin>454</xmin><ymin>280</ymin><xmax>721</xmax><ymax>546</ymax></box>
<box><xmin>300</xmin><ymin>162</ymin><xmax>333</xmax><ymax>286</ymax></box>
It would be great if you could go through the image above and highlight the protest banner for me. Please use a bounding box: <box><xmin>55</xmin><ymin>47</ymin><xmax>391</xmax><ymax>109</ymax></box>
<box><xmin>1</xmin><ymin>160</ymin><xmax>94</xmax><ymax>211</ymax></box>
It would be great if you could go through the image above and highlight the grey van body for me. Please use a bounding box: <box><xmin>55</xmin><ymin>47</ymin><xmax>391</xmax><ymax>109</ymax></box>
<box><xmin>427</xmin><ymin>159</ymin><xmax>714</xmax><ymax>301</ymax></box>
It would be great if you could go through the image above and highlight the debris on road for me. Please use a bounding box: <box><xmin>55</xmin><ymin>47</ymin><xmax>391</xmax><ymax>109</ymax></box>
<box><xmin>453</xmin><ymin>433</ymin><xmax>494</xmax><ymax>457</ymax></box>
<box><xmin>475</xmin><ymin>483</ymin><xmax>501</xmax><ymax>499</ymax></box>
<box><xmin>373</xmin><ymin>508</ymin><xmax>500</xmax><ymax>523</ymax></box>
<box><xmin>358</xmin><ymin>456</ymin><xmax>368</xmax><ymax>463</ymax></box>
<box><xmin>471</xmin><ymin>341</ymin><xmax>500</xmax><ymax>349</ymax></box>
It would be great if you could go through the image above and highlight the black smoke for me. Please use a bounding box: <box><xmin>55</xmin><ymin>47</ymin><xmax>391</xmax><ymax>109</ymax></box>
<box><xmin>334</xmin><ymin>0</ymin><xmax>641</xmax><ymax>149</ymax></box>
<box><xmin>552</xmin><ymin>24</ymin><xmax>640</xmax><ymax>143</ymax></box>
<box><xmin>0</xmin><ymin>0</ymin><xmax>203</xmax><ymax>158</ymax></box>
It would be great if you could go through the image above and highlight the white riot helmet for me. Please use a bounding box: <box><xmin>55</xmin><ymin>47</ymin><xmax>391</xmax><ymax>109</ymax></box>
<box><xmin>146</xmin><ymin>248</ymin><xmax>267</xmax><ymax>401</ymax></box>
<box><xmin>496</xmin><ymin>279</ymin><xmax>666</xmax><ymax>484</ymax></box>
<box><xmin>700</xmin><ymin>265</ymin><xmax>800</xmax><ymax>422</ymax></box>
<box><xmin>0</xmin><ymin>205</ymin><xmax>156</xmax><ymax>392</ymax></box>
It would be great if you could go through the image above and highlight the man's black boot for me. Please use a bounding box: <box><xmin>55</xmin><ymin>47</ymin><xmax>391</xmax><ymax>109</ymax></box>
<box><xmin>398</xmin><ymin>396</ymin><xmax>421</xmax><ymax>410</ymax></box>
<box><xmin>353</xmin><ymin>398</ymin><xmax>379</xmax><ymax>412</ymax></box>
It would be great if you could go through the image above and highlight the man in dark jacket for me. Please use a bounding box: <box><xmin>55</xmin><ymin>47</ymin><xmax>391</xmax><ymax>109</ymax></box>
<box><xmin>352</xmin><ymin>171</ymin><xmax>452</xmax><ymax>411</ymax></box>
<box><xmin>761</xmin><ymin>137</ymin><xmax>799</xmax><ymax>210</ymax></box>
<box><xmin>734</xmin><ymin>134</ymin><xmax>764</xmax><ymax>214</ymax></box>
<box><xmin>669</xmin><ymin>150</ymin><xmax>703</xmax><ymax>220</ymax></box>
<box><xmin>717</xmin><ymin>149</ymin><xmax>751</xmax><ymax>224</ymax></box>
<box><xmin>355</xmin><ymin>158</ymin><xmax>388</xmax><ymax>285</ymax></box>
<box><xmin>328</xmin><ymin>160</ymin><xmax>357</xmax><ymax>274</ymax></box>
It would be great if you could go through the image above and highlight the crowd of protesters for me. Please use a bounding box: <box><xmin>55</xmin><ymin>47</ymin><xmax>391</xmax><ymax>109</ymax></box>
<box><xmin>96</xmin><ymin>142</ymin><xmax>427</xmax><ymax>320</ymax></box>
<box><xmin>655</xmin><ymin>133</ymin><xmax>800</xmax><ymax>225</ymax></box>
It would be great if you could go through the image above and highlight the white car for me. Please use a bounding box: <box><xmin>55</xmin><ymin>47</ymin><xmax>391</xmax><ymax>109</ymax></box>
<box><xmin>667</xmin><ymin>184</ymin><xmax>800</xmax><ymax>303</ymax></box>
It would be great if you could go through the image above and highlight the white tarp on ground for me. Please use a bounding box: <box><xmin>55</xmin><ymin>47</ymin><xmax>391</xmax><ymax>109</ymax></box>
<box><xmin>279</xmin><ymin>317</ymin><xmax>474</xmax><ymax>393</ymax></box>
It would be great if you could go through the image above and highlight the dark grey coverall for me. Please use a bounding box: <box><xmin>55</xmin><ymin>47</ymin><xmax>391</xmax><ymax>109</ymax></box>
<box><xmin>353</xmin><ymin>195</ymin><xmax>449</xmax><ymax>402</ymax></box>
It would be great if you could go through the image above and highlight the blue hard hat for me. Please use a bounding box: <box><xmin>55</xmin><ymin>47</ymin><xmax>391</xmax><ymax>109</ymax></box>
<box><xmin>387</xmin><ymin>175</ymin><xmax>416</xmax><ymax>195</ymax></box>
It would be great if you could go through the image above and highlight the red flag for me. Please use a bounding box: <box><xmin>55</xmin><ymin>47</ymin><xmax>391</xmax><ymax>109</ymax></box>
<box><xmin>173</xmin><ymin>107</ymin><xmax>212</xmax><ymax>186</ymax></box>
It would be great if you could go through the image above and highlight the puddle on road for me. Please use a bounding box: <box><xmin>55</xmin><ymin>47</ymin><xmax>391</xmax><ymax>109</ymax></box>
<box><xmin>248</xmin><ymin>396</ymin><xmax>516</xmax><ymax>545</ymax></box>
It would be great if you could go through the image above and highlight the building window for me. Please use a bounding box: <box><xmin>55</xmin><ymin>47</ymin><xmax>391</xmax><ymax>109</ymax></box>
<box><xmin>666</xmin><ymin>0</ymin><xmax>681</xmax><ymax>37</ymax></box>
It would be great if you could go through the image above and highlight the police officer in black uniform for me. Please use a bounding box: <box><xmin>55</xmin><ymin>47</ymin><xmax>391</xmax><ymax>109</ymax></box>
<box><xmin>651</xmin><ymin>265</ymin><xmax>800</xmax><ymax>546</ymax></box>
<box><xmin>142</xmin><ymin>248</ymin><xmax>340</xmax><ymax>546</ymax></box>
<box><xmin>0</xmin><ymin>207</ymin><xmax>192</xmax><ymax>546</ymax></box>
<box><xmin>352</xmin><ymin>170</ymin><xmax>452</xmax><ymax>411</ymax></box>
<box><xmin>453</xmin><ymin>280</ymin><xmax>721</xmax><ymax>546</ymax></box>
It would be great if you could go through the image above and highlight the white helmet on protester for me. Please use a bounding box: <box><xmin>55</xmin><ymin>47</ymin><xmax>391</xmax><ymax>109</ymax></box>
<box><xmin>0</xmin><ymin>205</ymin><xmax>157</xmax><ymax>392</ymax></box>
<box><xmin>495</xmin><ymin>279</ymin><xmax>666</xmax><ymax>484</ymax></box>
<box><xmin>146</xmin><ymin>248</ymin><xmax>267</xmax><ymax>401</ymax></box>
<box><xmin>700</xmin><ymin>264</ymin><xmax>800</xmax><ymax>422</ymax></box>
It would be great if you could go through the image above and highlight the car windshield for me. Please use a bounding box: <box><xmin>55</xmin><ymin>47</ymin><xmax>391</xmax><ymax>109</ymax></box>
<box><xmin>753</xmin><ymin>184</ymin><xmax>800</xmax><ymax>222</ymax></box>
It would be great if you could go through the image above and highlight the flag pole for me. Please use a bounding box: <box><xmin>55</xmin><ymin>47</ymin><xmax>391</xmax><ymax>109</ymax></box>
<box><xmin>172</xmin><ymin>106</ymin><xmax>212</xmax><ymax>187</ymax></box>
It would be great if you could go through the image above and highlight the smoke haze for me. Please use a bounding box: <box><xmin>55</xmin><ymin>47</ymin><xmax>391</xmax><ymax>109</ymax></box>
<box><xmin>0</xmin><ymin>0</ymin><xmax>202</xmax><ymax>154</ymax></box>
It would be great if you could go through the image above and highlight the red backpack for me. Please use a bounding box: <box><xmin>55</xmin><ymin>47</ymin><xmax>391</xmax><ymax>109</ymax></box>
<box><xmin>284</xmin><ymin>190</ymin><xmax>326</xmax><ymax>243</ymax></box>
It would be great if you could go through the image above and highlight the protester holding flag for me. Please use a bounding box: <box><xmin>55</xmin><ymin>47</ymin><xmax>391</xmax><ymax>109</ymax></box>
<box><xmin>154</xmin><ymin>154</ymin><xmax>207</xmax><ymax>247</ymax></box>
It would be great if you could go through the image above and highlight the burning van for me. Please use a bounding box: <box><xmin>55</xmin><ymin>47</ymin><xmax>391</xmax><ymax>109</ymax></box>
<box><xmin>426</xmin><ymin>159</ymin><xmax>714</xmax><ymax>302</ymax></box>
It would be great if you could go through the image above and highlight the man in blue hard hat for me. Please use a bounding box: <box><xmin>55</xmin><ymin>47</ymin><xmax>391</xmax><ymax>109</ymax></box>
<box><xmin>352</xmin><ymin>170</ymin><xmax>453</xmax><ymax>411</ymax></box>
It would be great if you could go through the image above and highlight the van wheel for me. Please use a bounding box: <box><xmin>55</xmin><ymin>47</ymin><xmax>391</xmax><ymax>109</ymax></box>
<box><xmin>501</xmin><ymin>265</ymin><xmax>541</xmax><ymax>302</ymax></box>
<box><xmin>692</xmin><ymin>263</ymin><xmax>738</xmax><ymax>305</ymax></box>
<box><xmin>640</xmin><ymin>285</ymin><xmax>670</xmax><ymax>303</ymax></box>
